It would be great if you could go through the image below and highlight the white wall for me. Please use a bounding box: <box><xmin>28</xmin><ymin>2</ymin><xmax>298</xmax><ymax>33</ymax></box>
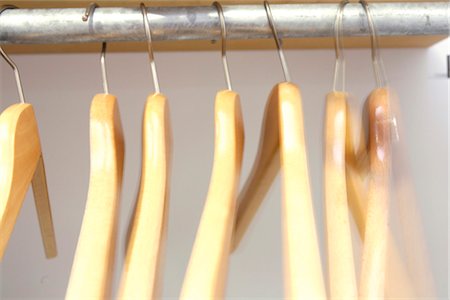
<box><xmin>0</xmin><ymin>37</ymin><xmax>448</xmax><ymax>299</ymax></box>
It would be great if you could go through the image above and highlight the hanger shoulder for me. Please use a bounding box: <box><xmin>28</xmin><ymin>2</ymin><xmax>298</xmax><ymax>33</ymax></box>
<box><xmin>359</xmin><ymin>87</ymin><xmax>392</xmax><ymax>299</ymax></box>
<box><xmin>180</xmin><ymin>90</ymin><xmax>244</xmax><ymax>300</ymax></box>
<box><xmin>278</xmin><ymin>82</ymin><xmax>326</xmax><ymax>299</ymax></box>
<box><xmin>231</xmin><ymin>84</ymin><xmax>280</xmax><ymax>252</ymax></box>
<box><xmin>324</xmin><ymin>91</ymin><xmax>358</xmax><ymax>299</ymax></box>
<box><xmin>66</xmin><ymin>93</ymin><xmax>124</xmax><ymax>300</ymax></box>
<box><xmin>118</xmin><ymin>93</ymin><xmax>172</xmax><ymax>300</ymax></box>
<box><xmin>0</xmin><ymin>103</ymin><xmax>56</xmax><ymax>261</ymax></box>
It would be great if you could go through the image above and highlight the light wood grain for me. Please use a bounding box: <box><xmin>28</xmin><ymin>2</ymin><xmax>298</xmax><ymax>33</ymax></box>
<box><xmin>2</xmin><ymin>36</ymin><xmax>445</xmax><ymax>54</ymax></box>
<box><xmin>180</xmin><ymin>90</ymin><xmax>244</xmax><ymax>300</ymax></box>
<box><xmin>359</xmin><ymin>88</ymin><xmax>391</xmax><ymax>300</ymax></box>
<box><xmin>118</xmin><ymin>93</ymin><xmax>172</xmax><ymax>300</ymax></box>
<box><xmin>66</xmin><ymin>93</ymin><xmax>124</xmax><ymax>300</ymax></box>
<box><xmin>231</xmin><ymin>84</ymin><xmax>280</xmax><ymax>252</ymax></box>
<box><xmin>0</xmin><ymin>103</ymin><xmax>56</xmax><ymax>261</ymax></box>
<box><xmin>324</xmin><ymin>91</ymin><xmax>358</xmax><ymax>300</ymax></box>
<box><xmin>278</xmin><ymin>82</ymin><xmax>326</xmax><ymax>299</ymax></box>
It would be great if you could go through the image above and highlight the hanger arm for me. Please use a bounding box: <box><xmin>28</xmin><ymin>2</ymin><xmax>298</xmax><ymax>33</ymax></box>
<box><xmin>324</xmin><ymin>91</ymin><xmax>358</xmax><ymax>299</ymax></box>
<box><xmin>118</xmin><ymin>93</ymin><xmax>172</xmax><ymax>300</ymax></box>
<box><xmin>345</xmin><ymin>96</ymin><xmax>416</xmax><ymax>298</ymax></box>
<box><xmin>66</xmin><ymin>94</ymin><xmax>124</xmax><ymax>300</ymax></box>
<box><xmin>180</xmin><ymin>90</ymin><xmax>244</xmax><ymax>300</ymax></box>
<box><xmin>0</xmin><ymin>103</ymin><xmax>56</xmax><ymax>260</ymax></box>
<box><xmin>278</xmin><ymin>82</ymin><xmax>326</xmax><ymax>298</ymax></box>
<box><xmin>359</xmin><ymin>88</ymin><xmax>392</xmax><ymax>299</ymax></box>
<box><xmin>231</xmin><ymin>85</ymin><xmax>280</xmax><ymax>251</ymax></box>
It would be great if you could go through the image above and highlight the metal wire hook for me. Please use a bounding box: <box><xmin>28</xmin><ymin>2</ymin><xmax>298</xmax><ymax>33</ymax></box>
<box><xmin>140</xmin><ymin>3</ymin><xmax>161</xmax><ymax>94</ymax></box>
<box><xmin>82</xmin><ymin>2</ymin><xmax>98</xmax><ymax>22</ymax></box>
<box><xmin>83</xmin><ymin>3</ymin><xmax>109</xmax><ymax>94</ymax></box>
<box><xmin>332</xmin><ymin>1</ymin><xmax>387</xmax><ymax>90</ymax></box>
<box><xmin>263</xmin><ymin>1</ymin><xmax>291</xmax><ymax>83</ymax></box>
<box><xmin>0</xmin><ymin>5</ymin><xmax>26</xmax><ymax>103</ymax></box>
<box><xmin>360</xmin><ymin>0</ymin><xmax>388</xmax><ymax>87</ymax></box>
<box><xmin>213</xmin><ymin>2</ymin><xmax>232</xmax><ymax>91</ymax></box>
<box><xmin>332</xmin><ymin>0</ymin><xmax>349</xmax><ymax>92</ymax></box>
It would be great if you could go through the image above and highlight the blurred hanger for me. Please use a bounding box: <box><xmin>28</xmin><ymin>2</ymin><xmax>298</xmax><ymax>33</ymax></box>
<box><xmin>323</xmin><ymin>2</ymin><xmax>358</xmax><ymax>299</ymax></box>
<box><xmin>66</xmin><ymin>4</ymin><xmax>124</xmax><ymax>299</ymax></box>
<box><xmin>118</xmin><ymin>4</ymin><xmax>172</xmax><ymax>299</ymax></box>
<box><xmin>180</xmin><ymin>3</ymin><xmax>244</xmax><ymax>298</ymax></box>
<box><xmin>0</xmin><ymin>5</ymin><xmax>57</xmax><ymax>261</ymax></box>
<box><xmin>334</xmin><ymin>2</ymin><xmax>414</xmax><ymax>298</ymax></box>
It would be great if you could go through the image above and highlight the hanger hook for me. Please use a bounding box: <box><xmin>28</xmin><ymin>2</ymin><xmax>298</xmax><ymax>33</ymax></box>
<box><xmin>213</xmin><ymin>2</ymin><xmax>232</xmax><ymax>91</ymax></box>
<box><xmin>83</xmin><ymin>3</ymin><xmax>109</xmax><ymax>94</ymax></box>
<box><xmin>82</xmin><ymin>2</ymin><xmax>98</xmax><ymax>22</ymax></box>
<box><xmin>140</xmin><ymin>3</ymin><xmax>161</xmax><ymax>94</ymax></box>
<box><xmin>359</xmin><ymin>0</ymin><xmax>388</xmax><ymax>87</ymax></box>
<box><xmin>263</xmin><ymin>1</ymin><xmax>291</xmax><ymax>83</ymax></box>
<box><xmin>0</xmin><ymin>5</ymin><xmax>26</xmax><ymax>103</ymax></box>
<box><xmin>333</xmin><ymin>0</ymin><xmax>349</xmax><ymax>92</ymax></box>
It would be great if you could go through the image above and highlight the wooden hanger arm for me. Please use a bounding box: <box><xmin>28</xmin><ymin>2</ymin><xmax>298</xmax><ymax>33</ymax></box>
<box><xmin>359</xmin><ymin>88</ymin><xmax>392</xmax><ymax>299</ymax></box>
<box><xmin>66</xmin><ymin>94</ymin><xmax>124</xmax><ymax>300</ymax></box>
<box><xmin>180</xmin><ymin>90</ymin><xmax>244</xmax><ymax>300</ymax></box>
<box><xmin>31</xmin><ymin>154</ymin><xmax>57</xmax><ymax>258</ymax></box>
<box><xmin>278</xmin><ymin>82</ymin><xmax>326</xmax><ymax>299</ymax></box>
<box><xmin>231</xmin><ymin>84</ymin><xmax>280</xmax><ymax>252</ymax></box>
<box><xmin>324</xmin><ymin>91</ymin><xmax>358</xmax><ymax>299</ymax></box>
<box><xmin>345</xmin><ymin>98</ymin><xmax>416</xmax><ymax>299</ymax></box>
<box><xmin>118</xmin><ymin>93</ymin><xmax>172</xmax><ymax>300</ymax></box>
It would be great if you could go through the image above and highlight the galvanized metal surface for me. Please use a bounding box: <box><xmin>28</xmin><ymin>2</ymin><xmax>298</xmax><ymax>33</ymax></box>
<box><xmin>0</xmin><ymin>2</ymin><xmax>447</xmax><ymax>44</ymax></box>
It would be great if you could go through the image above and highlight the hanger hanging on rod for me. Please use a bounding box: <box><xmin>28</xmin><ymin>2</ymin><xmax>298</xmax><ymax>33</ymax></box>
<box><xmin>118</xmin><ymin>3</ymin><xmax>172</xmax><ymax>299</ymax></box>
<box><xmin>0</xmin><ymin>5</ymin><xmax>57</xmax><ymax>262</ymax></box>
<box><xmin>180</xmin><ymin>2</ymin><xmax>244</xmax><ymax>298</ymax></box>
<box><xmin>232</xmin><ymin>2</ymin><xmax>325</xmax><ymax>298</ymax></box>
<box><xmin>66</xmin><ymin>4</ymin><xmax>125</xmax><ymax>299</ymax></box>
<box><xmin>263</xmin><ymin>2</ymin><xmax>326</xmax><ymax>297</ymax></box>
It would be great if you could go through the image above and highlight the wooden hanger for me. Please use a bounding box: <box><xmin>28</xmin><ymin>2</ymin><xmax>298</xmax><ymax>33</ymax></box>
<box><xmin>118</xmin><ymin>93</ymin><xmax>172</xmax><ymax>300</ymax></box>
<box><xmin>180</xmin><ymin>90</ymin><xmax>244</xmax><ymax>300</ymax></box>
<box><xmin>232</xmin><ymin>82</ymin><xmax>325</xmax><ymax>298</ymax></box>
<box><xmin>324</xmin><ymin>91</ymin><xmax>358</xmax><ymax>299</ymax></box>
<box><xmin>0</xmin><ymin>103</ymin><xmax>57</xmax><ymax>261</ymax></box>
<box><xmin>0</xmin><ymin>38</ymin><xmax>56</xmax><ymax>261</ymax></box>
<box><xmin>233</xmin><ymin>4</ymin><xmax>325</xmax><ymax>298</ymax></box>
<box><xmin>358</xmin><ymin>87</ymin><xmax>392</xmax><ymax>299</ymax></box>
<box><xmin>66</xmin><ymin>93</ymin><xmax>124</xmax><ymax>300</ymax></box>
<box><xmin>117</xmin><ymin>6</ymin><xmax>172</xmax><ymax>298</ymax></box>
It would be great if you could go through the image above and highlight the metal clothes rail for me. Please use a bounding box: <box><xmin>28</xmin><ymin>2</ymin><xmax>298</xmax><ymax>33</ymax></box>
<box><xmin>0</xmin><ymin>2</ymin><xmax>447</xmax><ymax>45</ymax></box>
